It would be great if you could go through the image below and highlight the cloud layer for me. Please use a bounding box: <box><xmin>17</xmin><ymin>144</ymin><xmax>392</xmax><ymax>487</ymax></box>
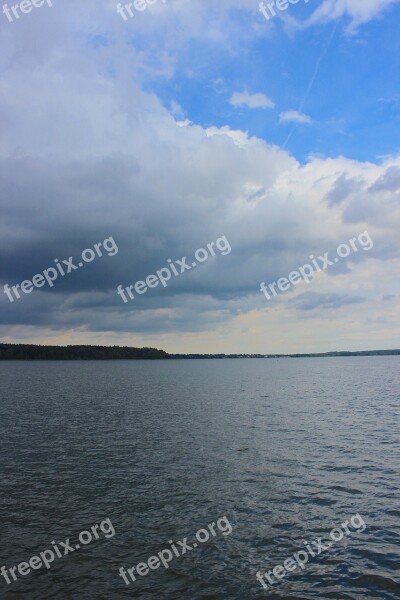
<box><xmin>0</xmin><ymin>0</ymin><xmax>399</xmax><ymax>352</ymax></box>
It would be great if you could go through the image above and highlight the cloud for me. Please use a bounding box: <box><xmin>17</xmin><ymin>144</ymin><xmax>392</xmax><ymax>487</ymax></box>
<box><xmin>369</xmin><ymin>165</ymin><xmax>400</xmax><ymax>192</ymax></box>
<box><xmin>170</xmin><ymin>100</ymin><xmax>185</xmax><ymax>119</ymax></box>
<box><xmin>230</xmin><ymin>91</ymin><xmax>275</xmax><ymax>109</ymax></box>
<box><xmin>0</xmin><ymin>0</ymin><xmax>399</xmax><ymax>352</ymax></box>
<box><xmin>291</xmin><ymin>292</ymin><xmax>365</xmax><ymax>311</ymax></box>
<box><xmin>304</xmin><ymin>0</ymin><xmax>400</xmax><ymax>31</ymax></box>
<box><xmin>326</xmin><ymin>174</ymin><xmax>361</xmax><ymax>206</ymax></box>
<box><xmin>279</xmin><ymin>110</ymin><xmax>312</xmax><ymax>124</ymax></box>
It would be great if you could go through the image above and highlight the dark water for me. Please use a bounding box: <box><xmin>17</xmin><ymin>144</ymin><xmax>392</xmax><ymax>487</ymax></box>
<box><xmin>0</xmin><ymin>357</ymin><xmax>399</xmax><ymax>600</ymax></box>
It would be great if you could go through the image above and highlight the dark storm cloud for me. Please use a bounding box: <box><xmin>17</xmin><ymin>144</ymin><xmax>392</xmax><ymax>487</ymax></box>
<box><xmin>290</xmin><ymin>292</ymin><xmax>365</xmax><ymax>311</ymax></box>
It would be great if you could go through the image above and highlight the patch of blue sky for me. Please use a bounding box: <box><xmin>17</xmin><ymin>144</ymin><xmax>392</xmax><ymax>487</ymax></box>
<box><xmin>142</xmin><ymin>3</ymin><xmax>400</xmax><ymax>163</ymax></box>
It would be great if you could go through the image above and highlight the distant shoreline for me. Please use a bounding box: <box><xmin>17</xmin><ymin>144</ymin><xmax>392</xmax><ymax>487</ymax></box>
<box><xmin>171</xmin><ymin>350</ymin><xmax>400</xmax><ymax>358</ymax></box>
<box><xmin>0</xmin><ymin>343</ymin><xmax>399</xmax><ymax>360</ymax></box>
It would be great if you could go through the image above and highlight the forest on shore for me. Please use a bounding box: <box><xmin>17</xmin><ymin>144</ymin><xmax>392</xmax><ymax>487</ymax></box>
<box><xmin>0</xmin><ymin>344</ymin><xmax>170</xmax><ymax>360</ymax></box>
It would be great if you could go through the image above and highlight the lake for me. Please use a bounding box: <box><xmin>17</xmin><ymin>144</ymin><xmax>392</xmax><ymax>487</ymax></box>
<box><xmin>0</xmin><ymin>357</ymin><xmax>399</xmax><ymax>599</ymax></box>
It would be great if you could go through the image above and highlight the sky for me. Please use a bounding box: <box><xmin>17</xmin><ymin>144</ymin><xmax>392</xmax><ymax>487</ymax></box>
<box><xmin>0</xmin><ymin>0</ymin><xmax>399</xmax><ymax>354</ymax></box>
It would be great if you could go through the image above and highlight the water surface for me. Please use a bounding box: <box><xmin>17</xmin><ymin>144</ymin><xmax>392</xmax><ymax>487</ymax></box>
<box><xmin>0</xmin><ymin>357</ymin><xmax>399</xmax><ymax>599</ymax></box>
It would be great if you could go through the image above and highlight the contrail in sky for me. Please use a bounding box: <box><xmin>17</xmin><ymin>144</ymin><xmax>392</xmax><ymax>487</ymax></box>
<box><xmin>283</xmin><ymin>21</ymin><xmax>338</xmax><ymax>149</ymax></box>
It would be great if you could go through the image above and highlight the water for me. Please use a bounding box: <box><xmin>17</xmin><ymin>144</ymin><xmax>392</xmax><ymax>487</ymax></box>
<box><xmin>0</xmin><ymin>357</ymin><xmax>399</xmax><ymax>599</ymax></box>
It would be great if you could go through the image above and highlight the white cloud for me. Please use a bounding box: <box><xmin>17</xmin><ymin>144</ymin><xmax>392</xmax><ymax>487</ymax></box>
<box><xmin>304</xmin><ymin>0</ymin><xmax>400</xmax><ymax>31</ymax></box>
<box><xmin>205</xmin><ymin>125</ymin><xmax>252</xmax><ymax>148</ymax></box>
<box><xmin>170</xmin><ymin>100</ymin><xmax>185</xmax><ymax>118</ymax></box>
<box><xmin>279</xmin><ymin>110</ymin><xmax>312</xmax><ymax>124</ymax></box>
<box><xmin>230</xmin><ymin>91</ymin><xmax>275</xmax><ymax>109</ymax></box>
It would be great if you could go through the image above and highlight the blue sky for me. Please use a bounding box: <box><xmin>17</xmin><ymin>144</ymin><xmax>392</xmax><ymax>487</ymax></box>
<box><xmin>147</xmin><ymin>2</ymin><xmax>400</xmax><ymax>163</ymax></box>
<box><xmin>0</xmin><ymin>0</ymin><xmax>400</xmax><ymax>353</ymax></box>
